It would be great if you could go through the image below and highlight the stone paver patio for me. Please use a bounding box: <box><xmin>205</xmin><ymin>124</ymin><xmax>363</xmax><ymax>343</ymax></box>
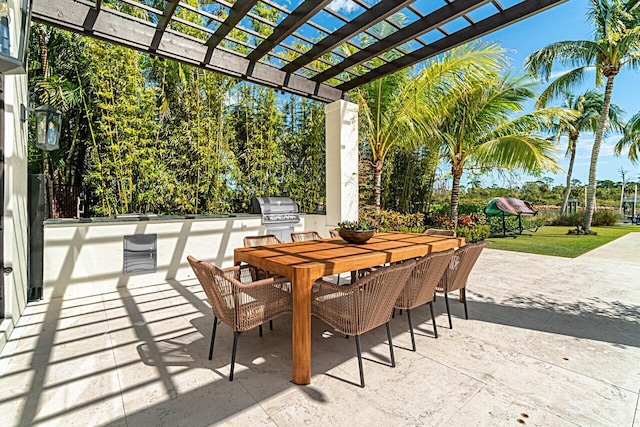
<box><xmin>1</xmin><ymin>233</ymin><xmax>639</xmax><ymax>426</ymax></box>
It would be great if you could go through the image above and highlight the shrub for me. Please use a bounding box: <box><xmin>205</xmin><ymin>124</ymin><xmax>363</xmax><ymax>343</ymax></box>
<box><xmin>428</xmin><ymin>203</ymin><xmax>485</xmax><ymax>216</ymax></box>
<box><xmin>426</xmin><ymin>213</ymin><xmax>489</xmax><ymax>242</ymax></box>
<box><xmin>592</xmin><ymin>210</ymin><xmax>622</xmax><ymax>226</ymax></box>
<box><xmin>549</xmin><ymin>210</ymin><xmax>621</xmax><ymax>227</ymax></box>
<box><xmin>360</xmin><ymin>206</ymin><xmax>425</xmax><ymax>231</ymax></box>
<box><xmin>455</xmin><ymin>224</ymin><xmax>490</xmax><ymax>242</ymax></box>
<box><xmin>549</xmin><ymin>212</ymin><xmax>583</xmax><ymax>227</ymax></box>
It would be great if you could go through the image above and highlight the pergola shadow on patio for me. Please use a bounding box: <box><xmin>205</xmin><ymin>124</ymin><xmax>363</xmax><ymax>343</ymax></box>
<box><xmin>1</xmin><ymin>233</ymin><xmax>639</xmax><ymax>426</ymax></box>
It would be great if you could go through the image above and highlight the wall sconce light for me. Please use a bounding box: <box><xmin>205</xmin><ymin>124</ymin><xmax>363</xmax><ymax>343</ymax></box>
<box><xmin>34</xmin><ymin>104</ymin><xmax>62</xmax><ymax>151</ymax></box>
<box><xmin>0</xmin><ymin>0</ymin><xmax>32</xmax><ymax>75</ymax></box>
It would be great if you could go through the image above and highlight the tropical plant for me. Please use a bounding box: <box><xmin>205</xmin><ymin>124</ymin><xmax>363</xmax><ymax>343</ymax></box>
<box><xmin>353</xmin><ymin>42</ymin><xmax>509</xmax><ymax>210</ymax></box>
<box><xmin>615</xmin><ymin>111</ymin><xmax>640</xmax><ymax>163</ymax></box>
<box><xmin>545</xmin><ymin>90</ymin><xmax>624</xmax><ymax>214</ymax></box>
<box><xmin>526</xmin><ymin>0</ymin><xmax>640</xmax><ymax>232</ymax></box>
<box><xmin>436</xmin><ymin>71</ymin><xmax>574</xmax><ymax>225</ymax></box>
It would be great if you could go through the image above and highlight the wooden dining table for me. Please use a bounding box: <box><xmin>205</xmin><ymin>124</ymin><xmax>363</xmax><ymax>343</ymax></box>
<box><xmin>234</xmin><ymin>231</ymin><xmax>465</xmax><ymax>385</ymax></box>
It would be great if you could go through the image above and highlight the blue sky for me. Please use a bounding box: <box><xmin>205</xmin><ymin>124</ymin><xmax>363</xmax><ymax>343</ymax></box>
<box><xmin>476</xmin><ymin>0</ymin><xmax>640</xmax><ymax>186</ymax></box>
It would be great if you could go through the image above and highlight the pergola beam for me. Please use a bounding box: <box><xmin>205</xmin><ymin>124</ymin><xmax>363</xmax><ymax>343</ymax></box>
<box><xmin>246</xmin><ymin>0</ymin><xmax>332</xmax><ymax>62</ymax></box>
<box><xmin>32</xmin><ymin>0</ymin><xmax>347</xmax><ymax>103</ymax></box>
<box><xmin>313</xmin><ymin>0</ymin><xmax>491</xmax><ymax>83</ymax></box>
<box><xmin>281</xmin><ymin>0</ymin><xmax>414</xmax><ymax>74</ymax></box>
<box><xmin>337</xmin><ymin>0</ymin><xmax>566</xmax><ymax>91</ymax></box>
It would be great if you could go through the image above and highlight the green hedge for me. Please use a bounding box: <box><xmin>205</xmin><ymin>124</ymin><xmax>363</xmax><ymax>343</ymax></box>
<box><xmin>549</xmin><ymin>210</ymin><xmax>622</xmax><ymax>227</ymax></box>
<box><xmin>360</xmin><ymin>206</ymin><xmax>425</xmax><ymax>231</ymax></box>
<box><xmin>456</xmin><ymin>224</ymin><xmax>491</xmax><ymax>242</ymax></box>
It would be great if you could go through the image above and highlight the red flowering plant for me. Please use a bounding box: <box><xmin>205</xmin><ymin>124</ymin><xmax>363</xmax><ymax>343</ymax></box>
<box><xmin>427</xmin><ymin>213</ymin><xmax>489</xmax><ymax>242</ymax></box>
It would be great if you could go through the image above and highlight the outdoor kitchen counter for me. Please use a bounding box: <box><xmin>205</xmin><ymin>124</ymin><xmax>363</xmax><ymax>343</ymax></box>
<box><xmin>43</xmin><ymin>213</ymin><xmax>262</xmax><ymax>224</ymax></box>
<box><xmin>43</xmin><ymin>212</ymin><xmax>326</xmax><ymax>225</ymax></box>
<box><xmin>40</xmin><ymin>213</ymin><xmax>329</xmax><ymax>300</ymax></box>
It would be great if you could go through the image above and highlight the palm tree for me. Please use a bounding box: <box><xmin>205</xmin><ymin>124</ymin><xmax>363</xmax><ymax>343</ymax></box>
<box><xmin>353</xmin><ymin>42</ymin><xmax>507</xmax><ymax>210</ymax></box>
<box><xmin>526</xmin><ymin>0</ymin><xmax>640</xmax><ymax>232</ymax></box>
<box><xmin>547</xmin><ymin>90</ymin><xmax>624</xmax><ymax>214</ymax></box>
<box><xmin>615</xmin><ymin>111</ymin><xmax>640</xmax><ymax>163</ymax></box>
<box><xmin>436</xmin><ymin>72</ymin><xmax>576</xmax><ymax>225</ymax></box>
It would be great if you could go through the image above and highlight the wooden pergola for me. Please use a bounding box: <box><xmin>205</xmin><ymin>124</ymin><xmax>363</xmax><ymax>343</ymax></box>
<box><xmin>32</xmin><ymin>0</ymin><xmax>566</xmax><ymax>103</ymax></box>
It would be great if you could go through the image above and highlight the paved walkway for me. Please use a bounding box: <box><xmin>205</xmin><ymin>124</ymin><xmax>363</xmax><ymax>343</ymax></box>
<box><xmin>1</xmin><ymin>233</ymin><xmax>639</xmax><ymax>426</ymax></box>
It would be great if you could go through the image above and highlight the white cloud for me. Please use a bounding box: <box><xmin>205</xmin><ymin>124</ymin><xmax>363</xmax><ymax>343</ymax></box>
<box><xmin>327</xmin><ymin>0</ymin><xmax>358</xmax><ymax>14</ymax></box>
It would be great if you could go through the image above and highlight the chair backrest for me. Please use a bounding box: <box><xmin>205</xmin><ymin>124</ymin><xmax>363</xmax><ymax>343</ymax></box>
<box><xmin>351</xmin><ymin>260</ymin><xmax>416</xmax><ymax>335</ymax></box>
<box><xmin>423</xmin><ymin>228</ymin><xmax>457</xmax><ymax>237</ymax></box>
<box><xmin>438</xmin><ymin>241</ymin><xmax>486</xmax><ymax>292</ymax></box>
<box><xmin>243</xmin><ymin>234</ymin><xmax>281</xmax><ymax>247</ymax></box>
<box><xmin>188</xmin><ymin>256</ymin><xmax>291</xmax><ymax>332</ymax></box>
<box><xmin>187</xmin><ymin>256</ymin><xmax>237</xmax><ymax>327</ymax></box>
<box><xmin>396</xmin><ymin>249</ymin><xmax>455</xmax><ymax>310</ymax></box>
<box><xmin>291</xmin><ymin>231</ymin><xmax>322</xmax><ymax>242</ymax></box>
<box><xmin>329</xmin><ymin>228</ymin><xmax>340</xmax><ymax>238</ymax></box>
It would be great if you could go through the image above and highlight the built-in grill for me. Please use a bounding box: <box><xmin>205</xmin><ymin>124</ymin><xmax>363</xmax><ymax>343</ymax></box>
<box><xmin>249</xmin><ymin>197</ymin><xmax>300</xmax><ymax>242</ymax></box>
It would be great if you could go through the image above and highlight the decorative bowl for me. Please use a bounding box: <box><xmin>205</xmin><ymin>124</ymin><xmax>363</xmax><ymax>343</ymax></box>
<box><xmin>338</xmin><ymin>228</ymin><xmax>376</xmax><ymax>244</ymax></box>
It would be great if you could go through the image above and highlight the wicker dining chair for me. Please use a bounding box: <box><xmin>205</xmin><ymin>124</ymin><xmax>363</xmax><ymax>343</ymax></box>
<box><xmin>436</xmin><ymin>241</ymin><xmax>486</xmax><ymax>329</ymax></box>
<box><xmin>311</xmin><ymin>260</ymin><xmax>416</xmax><ymax>387</ymax></box>
<box><xmin>329</xmin><ymin>228</ymin><xmax>340</xmax><ymax>238</ymax></box>
<box><xmin>242</xmin><ymin>234</ymin><xmax>284</xmax><ymax>281</ymax></box>
<box><xmin>292</xmin><ymin>229</ymin><xmax>349</xmax><ymax>285</ymax></box>
<box><xmin>243</xmin><ymin>234</ymin><xmax>281</xmax><ymax>247</ymax></box>
<box><xmin>423</xmin><ymin>228</ymin><xmax>457</xmax><ymax>237</ymax></box>
<box><xmin>291</xmin><ymin>230</ymin><xmax>322</xmax><ymax>242</ymax></box>
<box><xmin>187</xmin><ymin>256</ymin><xmax>292</xmax><ymax>381</ymax></box>
<box><xmin>394</xmin><ymin>249</ymin><xmax>455</xmax><ymax>349</ymax></box>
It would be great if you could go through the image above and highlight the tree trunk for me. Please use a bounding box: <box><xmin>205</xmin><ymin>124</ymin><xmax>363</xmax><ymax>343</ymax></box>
<box><xmin>373</xmin><ymin>158</ymin><xmax>384</xmax><ymax>211</ymax></box>
<box><xmin>583</xmin><ymin>74</ymin><xmax>616</xmax><ymax>232</ymax></box>
<box><xmin>560</xmin><ymin>135</ymin><xmax>578</xmax><ymax>215</ymax></box>
<box><xmin>449</xmin><ymin>164</ymin><xmax>462</xmax><ymax>227</ymax></box>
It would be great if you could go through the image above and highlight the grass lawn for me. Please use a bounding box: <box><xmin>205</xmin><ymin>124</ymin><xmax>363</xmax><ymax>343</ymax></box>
<box><xmin>486</xmin><ymin>225</ymin><xmax>640</xmax><ymax>258</ymax></box>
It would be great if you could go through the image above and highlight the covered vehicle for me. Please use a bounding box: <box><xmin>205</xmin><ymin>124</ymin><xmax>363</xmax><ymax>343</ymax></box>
<box><xmin>484</xmin><ymin>197</ymin><xmax>538</xmax><ymax>236</ymax></box>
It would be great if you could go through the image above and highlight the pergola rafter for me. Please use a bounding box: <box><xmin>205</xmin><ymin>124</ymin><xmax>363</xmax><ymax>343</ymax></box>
<box><xmin>32</xmin><ymin>0</ymin><xmax>567</xmax><ymax>103</ymax></box>
<box><xmin>280</xmin><ymin>0</ymin><xmax>414</xmax><ymax>74</ymax></box>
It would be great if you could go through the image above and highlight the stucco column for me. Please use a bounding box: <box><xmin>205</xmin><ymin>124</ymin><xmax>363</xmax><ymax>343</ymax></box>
<box><xmin>325</xmin><ymin>99</ymin><xmax>358</xmax><ymax>226</ymax></box>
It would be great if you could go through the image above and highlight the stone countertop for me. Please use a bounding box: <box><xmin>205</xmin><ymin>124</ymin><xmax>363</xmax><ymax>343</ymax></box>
<box><xmin>43</xmin><ymin>212</ymin><xmax>325</xmax><ymax>225</ymax></box>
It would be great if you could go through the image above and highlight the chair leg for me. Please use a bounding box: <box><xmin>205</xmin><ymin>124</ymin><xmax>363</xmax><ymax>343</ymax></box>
<box><xmin>229</xmin><ymin>331</ymin><xmax>239</xmax><ymax>381</ymax></box>
<box><xmin>444</xmin><ymin>293</ymin><xmax>452</xmax><ymax>329</ymax></box>
<box><xmin>355</xmin><ymin>335</ymin><xmax>365</xmax><ymax>388</ymax></box>
<box><xmin>209</xmin><ymin>316</ymin><xmax>218</xmax><ymax>360</ymax></box>
<box><xmin>259</xmin><ymin>324</ymin><xmax>263</xmax><ymax>337</ymax></box>
<box><xmin>270</xmin><ymin>320</ymin><xmax>273</xmax><ymax>330</ymax></box>
<box><xmin>407</xmin><ymin>309</ymin><xmax>416</xmax><ymax>351</ymax></box>
<box><xmin>462</xmin><ymin>288</ymin><xmax>469</xmax><ymax>320</ymax></box>
<box><xmin>386</xmin><ymin>322</ymin><xmax>395</xmax><ymax>367</ymax></box>
<box><xmin>429</xmin><ymin>302</ymin><xmax>438</xmax><ymax>339</ymax></box>
<box><xmin>392</xmin><ymin>308</ymin><xmax>395</xmax><ymax>318</ymax></box>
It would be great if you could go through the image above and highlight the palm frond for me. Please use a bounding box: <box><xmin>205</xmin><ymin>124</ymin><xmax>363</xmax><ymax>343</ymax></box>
<box><xmin>535</xmin><ymin>66</ymin><xmax>595</xmax><ymax>108</ymax></box>
<box><xmin>615</xmin><ymin>111</ymin><xmax>640</xmax><ymax>163</ymax></box>
<box><xmin>474</xmin><ymin>135</ymin><xmax>561</xmax><ymax>172</ymax></box>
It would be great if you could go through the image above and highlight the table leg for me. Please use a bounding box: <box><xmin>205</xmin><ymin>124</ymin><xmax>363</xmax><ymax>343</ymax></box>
<box><xmin>291</xmin><ymin>268</ymin><xmax>313</xmax><ymax>385</ymax></box>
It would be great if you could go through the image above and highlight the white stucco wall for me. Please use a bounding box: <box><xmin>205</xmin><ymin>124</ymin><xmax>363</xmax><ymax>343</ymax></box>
<box><xmin>325</xmin><ymin>100</ymin><xmax>359</xmax><ymax>226</ymax></box>
<box><xmin>0</xmin><ymin>74</ymin><xmax>29</xmax><ymax>351</ymax></box>
<box><xmin>42</xmin><ymin>214</ymin><xmax>328</xmax><ymax>300</ymax></box>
